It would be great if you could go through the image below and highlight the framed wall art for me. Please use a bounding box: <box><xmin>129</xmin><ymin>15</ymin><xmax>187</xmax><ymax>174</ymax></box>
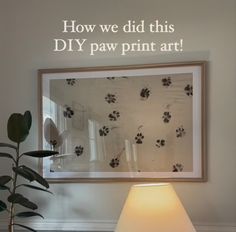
<box><xmin>38</xmin><ymin>61</ymin><xmax>206</xmax><ymax>182</ymax></box>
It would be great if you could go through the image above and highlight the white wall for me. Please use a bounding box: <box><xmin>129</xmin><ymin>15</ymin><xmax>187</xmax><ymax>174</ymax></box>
<box><xmin>0</xmin><ymin>0</ymin><xmax>236</xmax><ymax>231</ymax></box>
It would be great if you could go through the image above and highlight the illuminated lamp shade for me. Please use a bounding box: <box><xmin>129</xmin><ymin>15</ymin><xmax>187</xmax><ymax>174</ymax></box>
<box><xmin>115</xmin><ymin>183</ymin><xmax>196</xmax><ymax>232</ymax></box>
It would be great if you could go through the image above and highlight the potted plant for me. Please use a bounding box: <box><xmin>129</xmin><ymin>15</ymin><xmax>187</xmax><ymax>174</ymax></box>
<box><xmin>0</xmin><ymin>111</ymin><xmax>57</xmax><ymax>232</ymax></box>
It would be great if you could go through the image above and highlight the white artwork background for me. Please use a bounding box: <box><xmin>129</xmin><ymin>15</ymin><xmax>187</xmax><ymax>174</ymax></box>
<box><xmin>46</xmin><ymin>73</ymin><xmax>193</xmax><ymax>173</ymax></box>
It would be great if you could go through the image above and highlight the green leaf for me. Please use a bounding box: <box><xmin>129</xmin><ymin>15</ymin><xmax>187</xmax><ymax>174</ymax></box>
<box><xmin>0</xmin><ymin>200</ymin><xmax>7</xmax><ymax>212</ymax></box>
<box><xmin>7</xmin><ymin>113</ymin><xmax>29</xmax><ymax>143</ymax></box>
<box><xmin>0</xmin><ymin>152</ymin><xmax>15</xmax><ymax>162</ymax></box>
<box><xmin>21</xmin><ymin>166</ymin><xmax>49</xmax><ymax>189</ymax></box>
<box><xmin>22</xmin><ymin>150</ymin><xmax>58</xmax><ymax>158</ymax></box>
<box><xmin>24</xmin><ymin>111</ymin><xmax>32</xmax><ymax>131</ymax></box>
<box><xmin>13</xmin><ymin>166</ymin><xmax>49</xmax><ymax>189</ymax></box>
<box><xmin>13</xmin><ymin>167</ymin><xmax>35</xmax><ymax>182</ymax></box>
<box><xmin>19</xmin><ymin>184</ymin><xmax>52</xmax><ymax>194</ymax></box>
<box><xmin>13</xmin><ymin>224</ymin><xmax>37</xmax><ymax>232</ymax></box>
<box><xmin>0</xmin><ymin>176</ymin><xmax>12</xmax><ymax>185</ymax></box>
<box><xmin>20</xmin><ymin>201</ymin><xmax>38</xmax><ymax>210</ymax></box>
<box><xmin>8</xmin><ymin>193</ymin><xmax>23</xmax><ymax>203</ymax></box>
<box><xmin>15</xmin><ymin>211</ymin><xmax>44</xmax><ymax>219</ymax></box>
<box><xmin>0</xmin><ymin>185</ymin><xmax>10</xmax><ymax>191</ymax></box>
<box><xmin>8</xmin><ymin>193</ymin><xmax>38</xmax><ymax>210</ymax></box>
<box><xmin>0</xmin><ymin>143</ymin><xmax>17</xmax><ymax>150</ymax></box>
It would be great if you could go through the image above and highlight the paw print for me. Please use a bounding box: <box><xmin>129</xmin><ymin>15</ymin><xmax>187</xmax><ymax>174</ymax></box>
<box><xmin>99</xmin><ymin>126</ymin><xmax>110</xmax><ymax>136</ymax></box>
<box><xmin>162</xmin><ymin>77</ymin><xmax>172</xmax><ymax>87</ymax></box>
<box><xmin>107</xmin><ymin>76</ymin><xmax>115</xmax><ymax>80</ymax></box>
<box><xmin>135</xmin><ymin>133</ymin><xmax>144</xmax><ymax>144</ymax></box>
<box><xmin>176</xmin><ymin>126</ymin><xmax>186</xmax><ymax>138</ymax></box>
<box><xmin>66</xmin><ymin>79</ymin><xmax>76</xmax><ymax>86</ymax></box>
<box><xmin>75</xmin><ymin>145</ymin><xmax>84</xmax><ymax>156</ymax></box>
<box><xmin>105</xmin><ymin>93</ymin><xmax>117</xmax><ymax>104</ymax></box>
<box><xmin>49</xmin><ymin>140</ymin><xmax>57</xmax><ymax>150</ymax></box>
<box><xmin>107</xmin><ymin>76</ymin><xmax>128</xmax><ymax>80</ymax></box>
<box><xmin>184</xmin><ymin>84</ymin><xmax>193</xmax><ymax>96</ymax></box>
<box><xmin>109</xmin><ymin>158</ymin><xmax>120</xmax><ymax>168</ymax></box>
<box><xmin>63</xmin><ymin>106</ymin><xmax>74</xmax><ymax>118</ymax></box>
<box><xmin>162</xmin><ymin>111</ymin><xmax>171</xmax><ymax>123</ymax></box>
<box><xmin>140</xmin><ymin>88</ymin><xmax>150</xmax><ymax>100</ymax></box>
<box><xmin>108</xmin><ymin>111</ymin><xmax>120</xmax><ymax>121</ymax></box>
<box><xmin>172</xmin><ymin>163</ymin><xmax>184</xmax><ymax>172</ymax></box>
<box><xmin>156</xmin><ymin>139</ymin><xmax>165</xmax><ymax>148</ymax></box>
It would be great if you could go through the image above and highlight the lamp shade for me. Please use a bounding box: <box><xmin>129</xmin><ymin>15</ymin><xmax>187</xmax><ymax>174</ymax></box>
<box><xmin>115</xmin><ymin>183</ymin><xmax>196</xmax><ymax>232</ymax></box>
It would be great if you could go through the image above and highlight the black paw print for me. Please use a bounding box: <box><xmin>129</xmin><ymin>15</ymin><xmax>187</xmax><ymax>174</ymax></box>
<box><xmin>140</xmin><ymin>88</ymin><xmax>150</xmax><ymax>100</ymax></box>
<box><xmin>162</xmin><ymin>111</ymin><xmax>171</xmax><ymax>123</ymax></box>
<box><xmin>184</xmin><ymin>84</ymin><xmax>193</xmax><ymax>96</ymax></box>
<box><xmin>49</xmin><ymin>140</ymin><xmax>57</xmax><ymax>149</ymax></box>
<box><xmin>135</xmin><ymin>133</ymin><xmax>144</xmax><ymax>144</ymax></box>
<box><xmin>173</xmin><ymin>163</ymin><xmax>184</xmax><ymax>172</ymax></box>
<box><xmin>162</xmin><ymin>77</ymin><xmax>172</xmax><ymax>87</ymax></box>
<box><xmin>105</xmin><ymin>93</ymin><xmax>117</xmax><ymax>104</ymax></box>
<box><xmin>108</xmin><ymin>111</ymin><xmax>120</xmax><ymax>121</ymax></box>
<box><xmin>156</xmin><ymin>139</ymin><xmax>165</xmax><ymax>148</ymax></box>
<box><xmin>107</xmin><ymin>76</ymin><xmax>128</xmax><ymax>80</ymax></box>
<box><xmin>176</xmin><ymin>126</ymin><xmax>186</xmax><ymax>138</ymax></box>
<box><xmin>99</xmin><ymin>126</ymin><xmax>110</xmax><ymax>136</ymax></box>
<box><xmin>107</xmin><ymin>76</ymin><xmax>115</xmax><ymax>80</ymax></box>
<box><xmin>75</xmin><ymin>146</ymin><xmax>84</xmax><ymax>156</ymax></box>
<box><xmin>109</xmin><ymin>158</ymin><xmax>120</xmax><ymax>168</ymax></box>
<box><xmin>63</xmin><ymin>106</ymin><xmax>74</xmax><ymax>118</ymax></box>
<box><xmin>66</xmin><ymin>79</ymin><xmax>76</xmax><ymax>86</ymax></box>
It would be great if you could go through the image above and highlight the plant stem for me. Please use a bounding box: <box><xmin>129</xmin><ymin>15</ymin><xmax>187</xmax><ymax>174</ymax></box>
<box><xmin>8</xmin><ymin>143</ymin><xmax>20</xmax><ymax>232</ymax></box>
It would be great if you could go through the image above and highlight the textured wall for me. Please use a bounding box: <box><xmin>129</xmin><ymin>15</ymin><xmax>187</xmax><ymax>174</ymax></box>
<box><xmin>0</xmin><ymin>0</ymin><xmax>236</xmax><ymax>229</ymax></box>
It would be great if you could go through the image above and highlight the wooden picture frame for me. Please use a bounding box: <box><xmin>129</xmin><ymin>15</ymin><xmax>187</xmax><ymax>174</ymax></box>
<box><xmin>38</xmin><ymin>61</ymin><xmax>206</xmax><ymax>182</ymax></box>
